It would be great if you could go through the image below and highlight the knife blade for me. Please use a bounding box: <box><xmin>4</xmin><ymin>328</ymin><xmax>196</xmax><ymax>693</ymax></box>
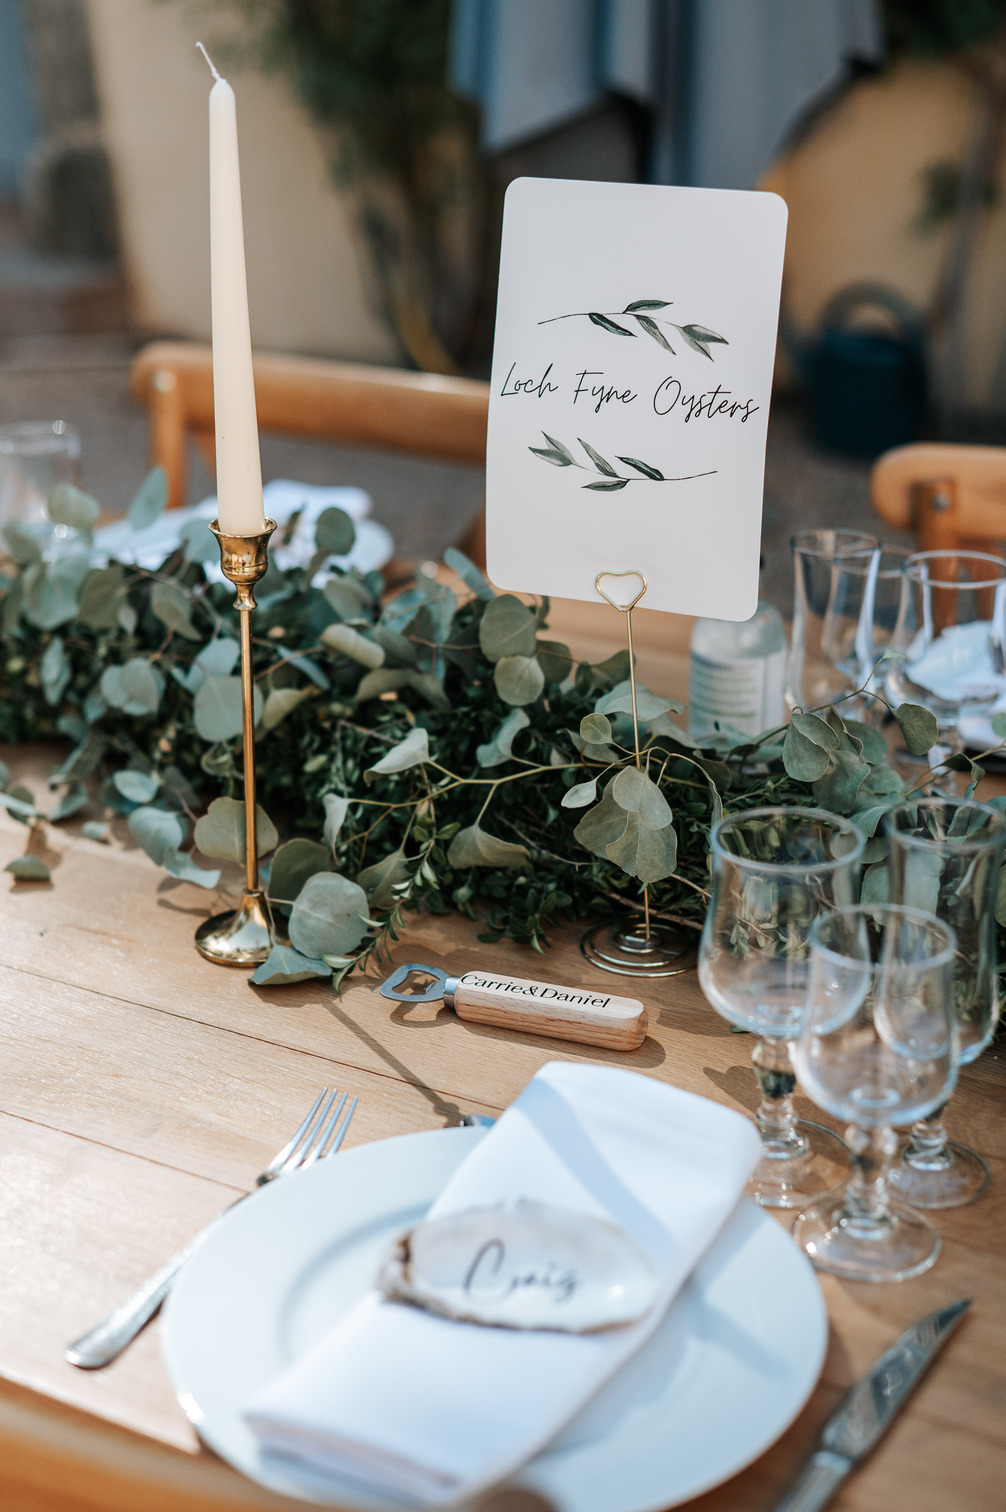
<box><xmin>770</xmin><ymin>1299</ymin><xmax>971</xmax><ymax>1512</ymax></box>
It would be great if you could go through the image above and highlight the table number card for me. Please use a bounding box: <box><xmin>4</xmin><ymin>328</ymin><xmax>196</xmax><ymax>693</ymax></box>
<box><xmin>486</xmin><ymin>178</ymin><xmax>787</xmax><ymax>619</ymax></box>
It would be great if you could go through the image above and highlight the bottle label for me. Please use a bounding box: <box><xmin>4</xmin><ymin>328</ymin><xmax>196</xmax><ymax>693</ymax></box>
<box><xmin>689</xmin><ymin>648</ymin><xmax>786</xmax><ymax>739</ymax></box>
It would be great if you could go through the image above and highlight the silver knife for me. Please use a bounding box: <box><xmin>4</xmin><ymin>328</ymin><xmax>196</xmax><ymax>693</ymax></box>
<box><xmin>771</xmin><ymin>1299</ymin><xmax>971</xmax><ymax>1512</ymax></box>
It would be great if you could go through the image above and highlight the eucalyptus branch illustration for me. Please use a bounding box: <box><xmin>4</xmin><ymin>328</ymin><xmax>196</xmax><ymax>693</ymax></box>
<box><xmin>538</xmin><ymin>299</ymin><xmax>728</xmax><ymax>360</ymax></box>
<box><xmin>529</xmin><ymin>433</ymin><xmax>717</xmax><ymax>491</ymax></box>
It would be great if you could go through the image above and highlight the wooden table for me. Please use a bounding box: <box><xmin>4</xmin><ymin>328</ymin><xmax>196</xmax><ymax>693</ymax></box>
<box><xmin>0</xmin><ymin>718</ymin><xmax>1003</xmax><ymax>1512</ymax></box>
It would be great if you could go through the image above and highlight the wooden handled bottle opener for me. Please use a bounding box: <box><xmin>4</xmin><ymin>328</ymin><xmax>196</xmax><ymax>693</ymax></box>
<box><xmin>379</xmin><ymin>963</ymin><xmax>648</xmax><ymax>1052</ymax></box>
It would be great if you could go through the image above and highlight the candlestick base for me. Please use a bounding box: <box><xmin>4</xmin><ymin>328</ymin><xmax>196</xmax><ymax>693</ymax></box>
<box><xmin>195</xmin><ymin>888</ymin><xmax>273</xmax><ymax>966</ymax></box>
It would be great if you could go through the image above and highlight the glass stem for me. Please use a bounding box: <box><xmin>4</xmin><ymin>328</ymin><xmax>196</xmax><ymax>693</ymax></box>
<box><xmin>902</xmin><ymin>1104</ymin><xmax>953</xmax><ymax>1173</ymax></box>
<box><xmin>841</xmin><ymin>1125</ymin><xmax>898</xmax><ymax>1227</ymax></box>
<box><xmin>751</xmin><ymin>1037</ymin><xmax>807</xmax><ymax>1158</ymax></box>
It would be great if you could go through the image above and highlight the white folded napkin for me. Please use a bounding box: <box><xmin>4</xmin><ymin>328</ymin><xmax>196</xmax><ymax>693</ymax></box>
<box><xmin>95</xmin><ymin>479</ymin><xmax>394</xmax><ymax>578</ymax></box>
<box><xmin>243</xmin><ymin>1061</ymin><xmax>760</xmax><ymax>1506</ymax></box>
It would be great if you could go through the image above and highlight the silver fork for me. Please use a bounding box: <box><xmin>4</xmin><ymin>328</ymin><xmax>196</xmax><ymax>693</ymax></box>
<box><xmin>66</xmin><ymin>1088</ymin><xmax>357</xmax><ymax>1371</ymax></box>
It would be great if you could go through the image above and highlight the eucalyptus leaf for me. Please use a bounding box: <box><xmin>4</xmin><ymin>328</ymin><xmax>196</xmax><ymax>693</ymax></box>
<box><xmin>196</xmin><ymin>637</ymin><xmax>240</xmax><ymax>677</ymax></box>
<box><xmin>479</xmin><ymin>594</ymin><xmax>537</xmax><ymax>662</ymax></box>
<box><xmin>250</xmin><ymin>944</ymin><xmax>333</xmax><ymax>986</ymax></box>
<box><xmin>357</xmin><ymin>667</ymin><xmax>409</xmax><ymax>701</ymax></box>
<box><xmin>82</xmin><ymin>820</ymin><xmax>110</xmax><ymax>843</ymax></box>
<box><xmin>315</xmin><ymin>506</ymin><xmax>356</xmax><ymax>557</ymax></box>
<box><xmin>443</xmin><ymin>546</ymin><xmax>494</xmax><ymax>600</ymax></box>
<box><xmin>22</xmin><ymin>561</ymin><xmax>80</xmax><ymax>630</ymax></box>
<box><xmin>560</xmin><ymin>777</ymin><xmax>597</xmax><ymax>809</ymax></box>
<box><xmin>163</xmin><ymin>848</ymin><xmax>221</xmax><ymax>889</ymax></box>
<box><xmin>324</xmin><ymin>576</ymin><xmax>372</xmax><ymax>621</ymax></box>
<box><xmin>47</xmin><ymin>784</ymin><xmax>88</xmax><ymax>821</ymax></box>
<box><xmin>406</xmin><ymin>670</ymin><xmax>451</xmax><ymax>711</ymax></box>
<box><xmin>579</xmin><ymin>712</ymin><xmax>613</xmax><ymax>745</ymax></box>
<box><xmin>40</xmin><ymin>635</ymin><xmax>70</xmax><ymax>706</ymax></box>
<box><xmin>289</xmin><ymin>872</ymin><xmax>369</xmax><ymax>957</ymax></box>
<box><xmin>606</xmin><ymin>811</ymin><xmax>679</xmax><ymax>884</ymax></box>
<box><xmin>357</xmin><ymin>847</ymin><xmax>410</xmax><ymax>909</ymax></box>
<box><xmin>321</xmin><ymin>621</ymin><xmax>385</xmax><ymax>668</ymax></box>
<box><xmin>3</xmin><ymin>519</ymin><xmax>43</xmax><ymax>564</ymax></box>
<box><xmin>447</xmin><ymin>824</ymin><xmax>529</xmax><ymax>869</ymax></box>
<box><xmin>573</xmin><ymin>781</ymin><xmax>629</xmax><ymax>859</ymax></box>
<box><xmin>194</xmin><ymin>796</ymin><xmax>278</xmax><ymax>862</ymax></box>
<box><xmin>128</xmin><ymin>805</ymin><xmax>186</xmax><ymax>865</ymax></box>
<box><xmin>894</xmin><ymin>703</ymin><xmax>938</xmax><ymax>756</ymax></box>
<box><xmin>782</xmin><ymin>721</ymin><xmax>833</xmax><ymax>783</ymax></box>
<box><xmin>194</xmin><ymin>675</ymin><xmax>263</xmax><ymax>742</ymax></box>
<box><xmin>268</xmin><ymin>838</ymin><xmax>331</xmax><ymax>905</ymax></box>
<box><xmin>992</xmin><ymin>711</ymin><xmax>1006</xmax><ymax>740</ymax></box>
<box><xmin>594</xmin><ymin>681</ymin><xmax>674</xmax><ymax>722</ymax></box>
<box><xmin>5</xmin><ymin>856</ymin><xmax>50</xmax><ymax>880</ymax></box>
<box><xmin>128</xmin><ymin>466</ymin><xmax>167</xmax><ymax>530</ymax></box>
<box><xmin>624</xmin><ymin>299</ymin><xmax>671</xmax><ymax>311</ymax></box>
<box><xmin>634</xmin><ymin>314</ymin><xmax>674</xmax><ymax>351</ymax></box>
<box><xmin>365</xmin><ymin>726</ymin><xmax>429</xmax><ymax>783</ymax></box>
<box><xmin>536</xmin><ymin>640</ymin><xmax>572</xmax><ymax>685</ymax></box>
<box><xmin>101</xmin><ymin>658</ymin><xmax>164</xmax><ymax>717</ymax></box>
<box><xmin>47</xmin><ymin>483</ymin><xmax>100</xmax><ymax>530</ymax></box>
<box><xmin>579</xmin><ymin>439</ymin><xmax>617</xmax><ymax>477</ymax></box>
<box><xmin>150</xmin><ymin>580</ymin><xmax>200</xmax><ymax>640</ymax></box>
<box><xmin>476</xmin><ymin>708</ymin><xmax>530</xmax><ymax>768</ymax></box>
<box><xmin>587</xmin><ymin>312</ymin><xmax>635</xmax><ymax>336</ymax></box>
<box><xmin>611</xmin><ymin>766</ymin><xmax>673</xmax><ymax>828</ymax></box>
<box><xmin>180</xmin><ymin>517</ymin><xmax>218</xmax><ymax>563</ymax></box>
<box><xmin>113</xmin><ymin>769</ymin><xmax>160</xmax><ymax>804</ymax></box>
<box><xmin>262</xmin><ymin>685</ymin><xmax>313</xmax><ymax>731</ymax></box>
<box><xmin>78</xmin><ymin>564</ymin><xmax>125</xmax><ymax>630</ymax></box>
<box><xmin>493</xmin><ymin>654</ymin><xmax>545</xmax><ymax>706</ymax></box>
<box><xmin>322</xmin><ymin>792</ymin><xmax>350</xmax><ymax>851</ymax></box>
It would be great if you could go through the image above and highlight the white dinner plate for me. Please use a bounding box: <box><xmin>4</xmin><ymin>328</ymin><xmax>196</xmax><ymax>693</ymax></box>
<box><xmin>163</xmin><ymin>1128</ymin><xmax>827</xmax><ymax>1512</ymax></box>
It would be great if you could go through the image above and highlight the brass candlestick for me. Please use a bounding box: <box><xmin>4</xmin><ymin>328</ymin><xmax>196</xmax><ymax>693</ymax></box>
<box><xmin>580</xmin><ymin>570</ymin><xmax>695</xmax><ymax>979</ymax></box>
<box><xmin>195</xmin><ymin>519</ymin><xmax>278</xmax><ymax>966</ymax></box>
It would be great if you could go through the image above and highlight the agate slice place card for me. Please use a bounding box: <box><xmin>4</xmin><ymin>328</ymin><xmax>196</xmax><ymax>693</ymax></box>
<box><xmin>486</xmin><ymin>178</ymin><xmax>787</xmax><ymax>619</ymax></box>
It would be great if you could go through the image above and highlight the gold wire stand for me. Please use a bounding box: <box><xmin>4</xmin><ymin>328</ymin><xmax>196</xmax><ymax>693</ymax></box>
<box><xmin>195</xmin><ymin>519</ymin><xmax>278</xmax><ymax>966</ymax></box>
<box><xmin>580</xmin><ymin>571</ymin><xmax>695</xmax><ymax>979</ymax></box>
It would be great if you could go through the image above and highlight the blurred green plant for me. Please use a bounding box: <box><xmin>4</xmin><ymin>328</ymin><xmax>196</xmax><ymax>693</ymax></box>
<box><xmin>213</xmin><ymin>0</ymin><xmax>488</xmax><ymax>374</ymax></box>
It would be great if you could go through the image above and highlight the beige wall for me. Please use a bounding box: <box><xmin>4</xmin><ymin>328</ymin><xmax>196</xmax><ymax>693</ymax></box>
<box><xmin>86</xmin><ymin>0</ymin><xmax>398</xmax><ymax>363</ymax></box>
<box><xmin>764</xmin><ymin>56</ymin><xmax>1005</xmax><ymax>408</ymax></box>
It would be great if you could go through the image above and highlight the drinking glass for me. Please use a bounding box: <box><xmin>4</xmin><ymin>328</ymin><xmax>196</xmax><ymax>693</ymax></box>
<box><xmin>786</xmin><ymin>529</ymin><xmax>879</xmax><ymax>712</ymax></box>
<box><xmin>0</xmin><ymin>421</ymin><xmax>82</xmax><ymax>558</ymax></box>
<box><xmin>885</xmin><ymin>550</ymin><xmax>1006</xmax><ymax>760</ymax></box>
<box><xmin>792</xmin><ymin>904</ymin><xmax>957</xmax><ymax>1282</ymax></box>
<box><xmin>699</xmin><ymin>806</ymin><xmax>864</xmax><ymax>1208</ymax></box>
<box><xmin>883</xmin><ymin>798</ymin><xmax>1005</xmax><ymax>1206</ymax></box>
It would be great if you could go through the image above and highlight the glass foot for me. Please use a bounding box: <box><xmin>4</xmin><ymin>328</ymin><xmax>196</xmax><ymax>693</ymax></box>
<box><xmin>793</xmin><ymin>1187</ymin><xmax>940</xmax><ymax>1282</ymax></box>
<box><xmin>748</xmin><ymin>1119</ymin><xmax>848</xmax><ymax>1210</ymax></box>
<box><xmin>887</xmin><ymin>1139</ymin><xmax>990</xmax><ymax>1209</ymax></box>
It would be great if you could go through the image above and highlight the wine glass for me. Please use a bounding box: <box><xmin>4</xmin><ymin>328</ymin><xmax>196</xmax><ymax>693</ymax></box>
<box><xmin>883</xmin><ymin>797</ymin><xmax>1005</xmax><ymax>1206</ymax></box>
<box><xmin>791</xmin><ymin>904</ymin><xmax>957</xmax><ymax>1282</ymax></box>
<box><xmin>885</xmin><ymin>550</ymin><xmax>1006</xmax><ymax>762</ymax></box>
<box><xmin>786</xmin><ymin>529</ymin><xmax>879</xmax><ymax>712</ymax></box>
<box><xmin>698</xmin><ymin>806</ymin><xmax>863</xmax><ymax>1208</ymax></box>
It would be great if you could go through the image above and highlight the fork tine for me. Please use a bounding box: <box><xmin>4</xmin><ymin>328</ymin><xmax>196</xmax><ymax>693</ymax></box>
<box><xmin>320</xmin><ymin>1094</ymin><xmax>357</xmax><ymax>1160</ymax></box>
<box><xmin>298</xmin><ymin>1091</ymin><xmax>350</xmax><ymax>1170</ymax></box>
<box><xmin>282</xmin><ymin>1088</ymin><xmax>342</xmax><ymax>1174</ymax></box>
<box><xmin>258</xmin><ymin>1089</ymin><xmax>328</xmax><ymax>1185</ymax></box>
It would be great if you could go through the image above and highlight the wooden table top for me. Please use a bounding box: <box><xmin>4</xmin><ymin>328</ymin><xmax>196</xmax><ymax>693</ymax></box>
<box><xmin>0</xmin><ymin>714</ymin><xmax>1003</xmax><ymax>1511</ymax></box>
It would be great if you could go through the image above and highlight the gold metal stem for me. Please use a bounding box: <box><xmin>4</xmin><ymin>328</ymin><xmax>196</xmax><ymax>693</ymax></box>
<box><xmin>194</xmin><ymin>519</ymin><xmax>277</xmax><ymax>968</ymax></box>
<box><xmin>239</xmin><ymin>601</ymin><xmax>257</xmax><ymax>893</ymax></box>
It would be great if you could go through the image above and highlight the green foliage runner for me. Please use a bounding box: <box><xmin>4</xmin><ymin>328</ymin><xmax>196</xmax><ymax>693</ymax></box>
<box><xmin>3</xmin><ymin>468</ymin><xmax>1004</xmax><ymax>991</ymax></box>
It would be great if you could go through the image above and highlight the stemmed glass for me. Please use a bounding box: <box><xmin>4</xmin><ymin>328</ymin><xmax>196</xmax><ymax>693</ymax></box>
<box><xmin>791</xmin><ymin>904</ymin><xmax>957</xmax><ymax>1282</ymax></box>
<box><xmin>883</xmin><ymin>798</ymin><xmax>1005</xmax><ymax>1206</ymax></box>
<box><xmin>699</xmin><ymin>807</ymin><xmax>863</xmax><ymax>1208</ymax></box>
<box><xmin>786</xmin><ymin>529</ymin><xmax>879</xmax><ymax>712</ymax></box>
<box><xmin>885</xmin><ymin>550</ymin><xmax>1006</xmax><ymax>762</ymax></box>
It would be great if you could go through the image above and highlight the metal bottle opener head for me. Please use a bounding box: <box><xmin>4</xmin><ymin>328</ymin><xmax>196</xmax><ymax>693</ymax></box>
<box><xmin>379</xmin><ymin>962</ymin><xmax>459</xmax><ymax>1007</ymax></box>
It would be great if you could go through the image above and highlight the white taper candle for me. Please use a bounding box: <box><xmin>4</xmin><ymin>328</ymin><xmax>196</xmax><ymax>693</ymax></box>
<box><xmin>200</xmin><ymin>44</ymin><xmax>265</xmax><ymax>535</ymax></box>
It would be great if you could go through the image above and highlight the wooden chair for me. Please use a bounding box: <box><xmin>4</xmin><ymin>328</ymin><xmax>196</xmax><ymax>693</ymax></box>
<box><xmin>129</xmin><ymin>340</ymin><xmax>491</xmax><ymax>564</ymax></box>
<box><xmin>871</xmin><ymin>441</ymin><xmax>1006</xmax><ymax>555</ymax></box>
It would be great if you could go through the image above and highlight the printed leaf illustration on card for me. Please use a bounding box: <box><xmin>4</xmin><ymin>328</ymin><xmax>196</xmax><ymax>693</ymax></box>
<box><xmin>485</xmin><ymin>178</ymin><xmax>787</xmax><ymax>619</ymax></box>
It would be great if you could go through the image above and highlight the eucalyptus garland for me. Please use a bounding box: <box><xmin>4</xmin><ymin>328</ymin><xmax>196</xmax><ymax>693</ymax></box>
<box><xmin>0</xmin><ymin>468</ymin><xmax>1001</xmax><ymax>991</ymax></box>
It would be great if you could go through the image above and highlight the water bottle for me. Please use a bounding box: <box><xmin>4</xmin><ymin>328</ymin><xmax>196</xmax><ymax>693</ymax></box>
<box><xmin>689</xmin><ymin>602</ymin><xmax>786</xmax><ymax>741</ymax></box>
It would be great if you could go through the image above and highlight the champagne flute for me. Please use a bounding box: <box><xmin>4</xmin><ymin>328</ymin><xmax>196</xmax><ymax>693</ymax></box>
<box><xmin>884</xmin><ymin>797</ymin><xmax>1005</xmax><ymax>1206</ymax></box>
<box><xmin>792</xmin><ymin>904</ymin><xmax>957</xmax><ymax>1282</ymax></box>
<box><xmin>698</xmin><ymin>806</ymin><xmax>863</xmax><ymax>1208</ymax></box>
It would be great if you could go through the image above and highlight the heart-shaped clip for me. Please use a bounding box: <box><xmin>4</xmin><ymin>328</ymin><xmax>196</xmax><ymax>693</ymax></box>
<box><xmin>595</xmin><ymin>571</ymin><xmax>648</xmax><ymax>613</ymax></box>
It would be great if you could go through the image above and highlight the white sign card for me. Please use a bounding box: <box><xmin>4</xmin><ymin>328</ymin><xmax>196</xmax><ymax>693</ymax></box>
<box><xmin>485</xmin><ymin>178</ymin><xmax>788</xmax><ymax>619</ymax></box>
